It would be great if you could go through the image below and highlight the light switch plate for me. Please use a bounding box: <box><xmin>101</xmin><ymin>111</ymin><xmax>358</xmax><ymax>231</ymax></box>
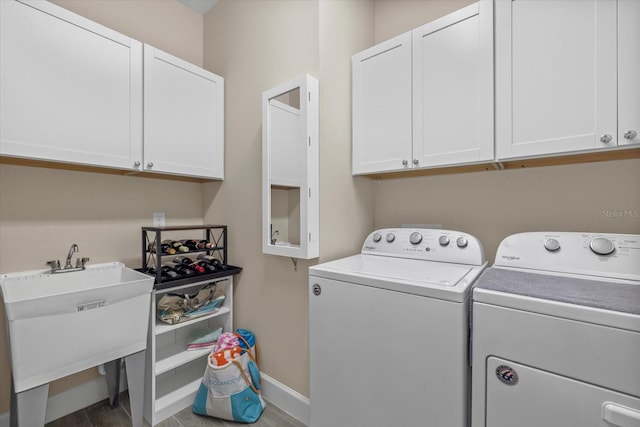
<box><xmin>153</xmin><ymin>212</ymin><xmax>165</xmax><ymax>227</ymax></box>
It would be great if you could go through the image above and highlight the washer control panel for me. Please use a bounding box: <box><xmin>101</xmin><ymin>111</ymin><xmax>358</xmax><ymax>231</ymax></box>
<box><xmin>361</xmin><ymin>228</ymin><xmax>485</xmax><ymax>266</ymax></box>
<box><xmin>495</xmin><ymin>232</ymin><xmax>640</xmax><ymax>280</ymax></box>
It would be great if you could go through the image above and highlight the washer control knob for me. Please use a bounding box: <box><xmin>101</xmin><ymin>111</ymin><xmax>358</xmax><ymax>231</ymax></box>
<box><xmin>439</xmin><ymin>236</ymin><xmax>450</xmax><ymax>246</ymax></box>
<box><xmin>409</xmin><ymin>232</ymin><xmax>423</xmax><ymax>245</ymax></box>
<box><xmin>544</xmin><ymin>238</ymin><xmax>561</xmax><ymax>252</ymax></box>
<box><xmin>372</xmin><ymin>233</ymin><xmax>382</xmax><ymax>243</ymax></box>
<box><xmin>386</xmin><ymin>233</ymin><xmax>395</xmax><ymax>243</ymax></box>
<box><xmin>456</xmin><ymin>237</ymin><xmax>468</xmax><ymax>248</ymax></box>
<box><xmin>590</xmin><ymin>237</ymin><xmax>615</xmax><ymax>256</ymax></box>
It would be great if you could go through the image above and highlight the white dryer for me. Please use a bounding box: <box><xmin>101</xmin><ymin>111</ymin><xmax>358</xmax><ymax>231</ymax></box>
<box><xmin>309</xmin><ymin>228</ymin><xmax>487</xmax><ymax>427</ymax></box>
<box><xmin>472</xmin><ymin>232</ymin><xmax>640</xmax><ymax>427</ymax></box>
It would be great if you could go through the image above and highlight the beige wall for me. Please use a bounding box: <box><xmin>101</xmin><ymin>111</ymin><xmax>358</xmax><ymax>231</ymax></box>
<box><xmin>0</xmin><ymin>0</ymin><xmax>204</xmax><ymax>413</ymax></box>
<box><xmin>51</xmin><ymin>0</ymin><xmax>204</xmax><ymax>66</ymax></box>
<box><xmin>374</xmin><ymin>0</ymin><xmax>475</xmax><ymax>43</ymax></box>
<box><xmin>202</xmin><ymin>0</ymin><xmax>375</xmax><ymax>397</ymax></box>
<box><xmin>374</xmin><ymin>159</ymin><xmax>640</xmax><ymax>263</ymax></box>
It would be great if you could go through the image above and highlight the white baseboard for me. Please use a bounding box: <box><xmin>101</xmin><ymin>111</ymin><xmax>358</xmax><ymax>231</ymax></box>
<box><xmin>0</xmin><ymin>370</ymin><xmax>308</xmax><ymax>427</ymax></box>
<box><xmin>0</xmin><ymin>369</ymin><xmax>127</xmax><ymax>427</ymax></box>
<box><xmin>260</xmin><ymin>372</ymin><xmax>310</xmax><ymax>426</ymax></box>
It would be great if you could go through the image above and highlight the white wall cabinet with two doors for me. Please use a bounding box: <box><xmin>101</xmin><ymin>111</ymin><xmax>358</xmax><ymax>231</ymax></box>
<box><xmin>496</xmin><ymin>0</ymin><xmax>640</xmax><ymax>160</ymax></box>
<box><xmin>352</xmin><ymin>1</ymin><xmax>494</xmax><ymax>175</ymax></box>
<box><xmin>0</xmin><ymin>0</ymin><xmax>224</xmax><ymax>180</ymax></box>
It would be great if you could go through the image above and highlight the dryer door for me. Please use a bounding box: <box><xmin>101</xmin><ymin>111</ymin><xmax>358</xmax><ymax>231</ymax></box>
<box><xmin>486</xmin><ymin>357</ymin><xmax>640</xmax><ymax>427</ymax></box>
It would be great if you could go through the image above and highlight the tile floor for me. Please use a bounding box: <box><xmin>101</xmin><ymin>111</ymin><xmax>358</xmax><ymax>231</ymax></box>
<box><xmin>44</xmin><ymin>391</ymin><xmax>306</xmax><ymax>427</ymax></box>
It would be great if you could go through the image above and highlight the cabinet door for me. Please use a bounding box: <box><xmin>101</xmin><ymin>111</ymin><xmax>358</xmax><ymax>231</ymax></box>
<box><xmin>143</xmin><ymin>45</ymin><xmax>224</xmax><ymax>179</ymax></box>
<box><xmin>352</xmin><ymin>32</ymin><xmax>412</xmax><ymax>175</ymax></box>
<box><xmin>495</xmin><ymin>0</ymin><xmax>617</xmax><ymax>159</ymax></box>
<box><xmin>0</xmin><ymin>0</ymin><xmax>143</xmax><ymax>170</ymax></box>
<box><xmin>412</xmin><ymin>2</ymin><xmax>493</xmax><ymax>168</ymax></box>
<box><xmin>618</xmin><ymin>0</ymin><xmax>640</xmax><ymax>146</ymax></box>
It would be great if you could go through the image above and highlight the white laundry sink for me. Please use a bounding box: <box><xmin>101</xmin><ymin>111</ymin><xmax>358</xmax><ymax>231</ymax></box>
<box><xmin>0</xmin><ymin>262</ymin><xmax>154</xmax><ymax>393</ymax></box>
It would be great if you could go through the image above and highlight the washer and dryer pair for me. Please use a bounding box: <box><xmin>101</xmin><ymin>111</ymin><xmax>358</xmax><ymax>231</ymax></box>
<box><xmin>309</xmin><ymin>228</ymin><xmax>640</xmax><ymax>427</ymax></box>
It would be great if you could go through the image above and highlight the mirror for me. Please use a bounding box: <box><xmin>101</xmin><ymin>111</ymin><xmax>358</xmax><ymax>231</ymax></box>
<box><xmin>262</xmin><ymin>74</ymin><xmax>318</xmax><ymax>259</ymax></box>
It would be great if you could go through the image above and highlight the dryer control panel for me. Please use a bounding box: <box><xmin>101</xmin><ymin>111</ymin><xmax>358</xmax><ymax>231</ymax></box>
<box><xmin>494</xmin><ymin>232</ymin><xmax>640</xmax><ymax>281</ymax></box>
<box><xmin>361</xmin><ymin>228</ymin><xmax>485</xmax><ymax>266</ymax></box>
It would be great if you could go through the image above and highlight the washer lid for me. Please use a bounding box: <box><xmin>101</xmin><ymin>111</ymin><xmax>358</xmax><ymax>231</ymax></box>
<box><xmin>310</xmin><ymin>254</ymin><xmax>485</xmax><ymax>302</ymax></box>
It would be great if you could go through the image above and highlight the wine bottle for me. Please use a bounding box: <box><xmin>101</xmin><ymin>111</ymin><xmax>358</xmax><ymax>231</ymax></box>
<box><xmin>170</xmin><ymin>241</ymin><xmax>189</xmax><ymax>253</ymax></box>
<box><xmin>173</xmin><ymin>256</ymin><xmax>205</xmax><ymax>273</ymax></box>
<box><xmin>160</xmin><ymin>240</ymin><xmax>177</xmax><ymax>255</ymax></box>
<box><xmin>197</xmin><ymin>260</ymin><xmax>218</xmax><ymax>273</ymax></box>
<box><xmin>196</xmin><ymin>240</ymin><xmax>216</xmax><ymax>249</ymax></box>
<box><xmin>149</xmin><ymin>265</ymin><xmax>179</xmax><ymax>279</ymax></box>
<box><xmin>197</xmin><ymin>254</ymin><xmax>228</xmax><ymax>270</ymax></box>
<box><xmin>173</xmin><ymin>255</ymin><xmax>193</xmax><ymax>264</ymax></box>
<box><xmin>165</xmin><ymin>261</ymin><xmax>195</xmax><ymax>276</ymax></box>
<box><xmin>180</xmin><ymin>239</ymin><xmax>199</xmax><ymax>250</ymax></box>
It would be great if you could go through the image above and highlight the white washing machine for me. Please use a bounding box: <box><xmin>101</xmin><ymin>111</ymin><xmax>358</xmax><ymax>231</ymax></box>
<box><xmin>471</xmin><ymin>232</ymin><xmax>640</xmax><ymax>427</ymax></box>
<box><xmin>309</xmin><ymin>228</ymin><xmax>487</xmax><ymax>427</ymax></box>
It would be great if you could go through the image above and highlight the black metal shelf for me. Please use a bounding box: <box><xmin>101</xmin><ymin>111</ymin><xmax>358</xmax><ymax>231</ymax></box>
<box><xmin>141</xmin><ymin>225</ymin><xmax>240</xmax><ymax>289</ymax></box>
<box><xmin>139</xmin><ymin>266</ymin><xmax>242</xmax><ymax>291</ymax></box>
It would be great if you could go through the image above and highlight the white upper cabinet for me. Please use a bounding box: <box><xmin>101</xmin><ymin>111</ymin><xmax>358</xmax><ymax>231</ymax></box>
<box><xmin>352</xmin><ymin>1</ymin><xmax>493</xmax><ymax>175</ymax></box>
<box><xmin>1</xmin><ymin>1</ymin><xmax>225</xmax><ymax>180</ymax></box>
<box><xmin>0</xmin><ymin>0</ymin><xmax>143</xmax><ymax>170</ymax></box>
<box><xmin>412</xmin><ymin>2</ymin><xmax>493</xmax><ymax>168</ymax></box>
<box><xmin>618</xmin><ymin>0</ymin><xmax>640</xmax><ymax>146</ymax></box>
<box><xmin>495</xmin><ymin>0</ymin><xmax>626</xmax><ymax>159</ymax></box>
<box><xmin>143</xmin><ymin>45</ymin><xmax>224</xmax><ymax>179</ymax></box>
<box><xmin>352</xmin><ymin>33</ymin><xmax>412</xmax><ymax>175</ymax></box>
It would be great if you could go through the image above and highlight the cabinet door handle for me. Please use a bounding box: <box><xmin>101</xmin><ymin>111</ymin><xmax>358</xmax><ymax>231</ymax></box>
<box><xmin>402</xmin><ymin>160</ymin><xmax>408</xmax><ymax>166</ymax></box>
<box><xmin>602</xmin><ymin>402</ymin><xmax>640</xmax><ymax>427</ymax></box>
<box><xmin>600</xmin><ymin>134</ymin><xmax>613</xmax><ymax>144</ymax></box>
<box><xmin>413</xmin><ymin>158</ymin><xmax>419</xmax><ymax>165</ymax></box>
<box><xmin>624</xmin><ymin>130</ymin><xmax>637</xmax><ymax>140</ymax></box>
<box><xmin>134</xmin><ymin>161</ymin><xmax>141</xmax><ymax>167</ymax></box>
<box><xmin>147</xmin><ymin>162</ymin><xmax>154</xmax><ymax>168</ymax></box>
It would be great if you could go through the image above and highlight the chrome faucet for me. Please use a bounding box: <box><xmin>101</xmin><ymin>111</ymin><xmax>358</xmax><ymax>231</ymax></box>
<box><xmin>65</xmin><ymin>243</ymin><xmax>78</xmax><ymax>269</ymax></box>
<box><xmin>47</xmin><ymin>243</ymin><xmax>90</xmax><ymax>273</ymax></box>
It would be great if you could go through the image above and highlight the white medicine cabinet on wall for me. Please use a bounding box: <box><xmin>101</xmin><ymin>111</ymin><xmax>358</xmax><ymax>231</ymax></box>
<box><xmin>0</xmin><ymin>0</ymin><xmax>224</xmax><ymax>180</ymax></box>
<box><xmin>262</xmin><ymin>74</ymin><xmax>319</xmax><ymax>259</ymax></box>
<box><xmin>352</xmin><ymin>1</ymin><xmax>494</xmax><ymax>175</ymax></box>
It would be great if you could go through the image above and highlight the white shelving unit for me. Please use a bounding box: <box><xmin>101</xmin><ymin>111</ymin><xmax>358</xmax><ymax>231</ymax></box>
<box><xmin>143</xmin><ymin>275</ymin><xmax>235</xmax><ymax>426</ymax></box>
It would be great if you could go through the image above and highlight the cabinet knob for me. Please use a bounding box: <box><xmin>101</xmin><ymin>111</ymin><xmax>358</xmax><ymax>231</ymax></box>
<box><xmin>402</xmin><ymin>160</ymin><xmax>408</xmax><ymax>166</ymax></box>
<box><xmin>134</xmin><ymin>161</ymin><xmax>141</xmax><ymax>167</ymax></box>
<box><xmin>147</xmin><ymin>162</ymin><xmax>154</xmax><ymax>168</ymax></box>
<box><xmin>413</xmin><ymin>158</ymin><xmax>419</xmax><ymax>165</ymax></box>
<box><xmin>624</xmin><ymin>130</ymin><xmax>637</xmax><ymax>140</ymax></box>
<box><xmin>599</xmin><ymin>134</ymin><xmax>613</xmax><ymax>144</ymax></box>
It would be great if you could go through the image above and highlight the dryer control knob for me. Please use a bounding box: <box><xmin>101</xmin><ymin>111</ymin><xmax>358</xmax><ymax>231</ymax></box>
<box><xmin>386</xmin><ymin>233</ymin><xmax>395</xmax><ymax>243</ymax></box>
<box><xmin>590</xmin><ymin>237</ymin><xmax>615</xmax><ymax>256</ymax></box>
<box><xmin>409</xmin><ymin>232</ymin><xmax>423</xmax><ymax>245</ymax></box>
<box><xmin>456</xmin><ymin>237</ymin><xmax>468</xmax><ymax>248</ymax></box>
<box><xmin>439</xmin><ymin>236</ymin><xmax>450</xmax><ymax>246</ymax></box>
<box><xmin>372</xmin><ymin>233</ymin><xmax>382</xmax><ymax>243</ymax></box>
<box><xmin>544</xmin><ymin>238</ymin><xmax>561</xmax><ymax>252</ymax></box>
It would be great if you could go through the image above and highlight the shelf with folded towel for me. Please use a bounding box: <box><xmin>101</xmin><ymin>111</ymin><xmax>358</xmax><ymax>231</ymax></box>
<box><xmin>145</xmin><ymin>266</ymin><xmax>236</xmax><ymax>425</ymax></box>
<box><xmin>155</xmin><ymin>306</ymin><xmax>230</xmax><ymax>336</ymax></box>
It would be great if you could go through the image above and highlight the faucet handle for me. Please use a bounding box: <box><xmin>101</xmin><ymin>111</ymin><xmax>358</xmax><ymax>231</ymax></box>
<box><xmin>46</xmin><ymin>260</ymin><xmax>60</xmax><ymax>270</ymax></box>
<box><xmin>77</xmin><ymin>257</ymin><xmax>90</xmax><ymax>268</ymax></box>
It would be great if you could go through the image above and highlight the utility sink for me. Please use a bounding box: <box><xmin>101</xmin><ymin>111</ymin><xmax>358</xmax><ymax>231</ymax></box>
<box><xmin>0</xmin><ymin>262</ymin><xmax>154</xmax><ymax>393</ymax></box>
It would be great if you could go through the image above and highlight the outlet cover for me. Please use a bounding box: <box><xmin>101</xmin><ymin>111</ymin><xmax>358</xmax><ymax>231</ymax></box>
<box><xmin>153</xmin><ymin>212</ymin><xmax>165</xmax><ymax>227</ymax></box>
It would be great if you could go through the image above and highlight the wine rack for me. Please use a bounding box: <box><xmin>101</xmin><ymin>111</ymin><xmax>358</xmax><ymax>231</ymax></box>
<box><xmin>141</xmin><ymin>225</ymin><xmax>241</xmax><ymax>291</ymax></box>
